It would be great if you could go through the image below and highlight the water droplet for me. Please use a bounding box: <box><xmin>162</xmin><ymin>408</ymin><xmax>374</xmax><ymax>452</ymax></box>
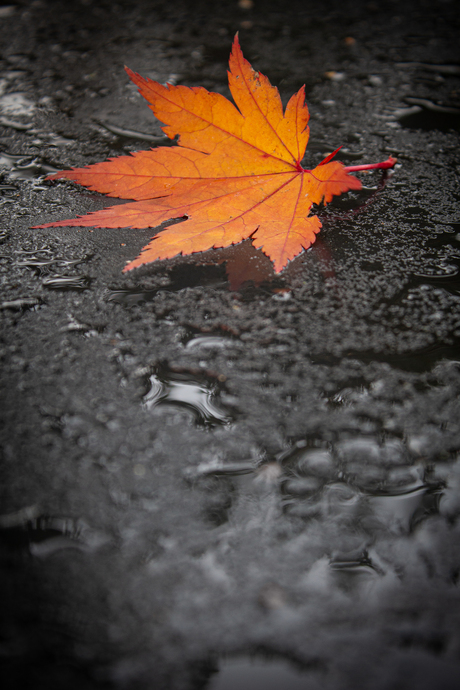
<box><xmin>0</xmin><ymin>184</ymin><xmax>17</xmax><ymax>194</ymax></box>
<box><xmin>0</xmin><ymin>92</ymin><xmax>35</xmax><ymax>118</ymax></box>
<box><xmin>106</xmin><ymin>287</ymin><xmax>158</xmax><ymax>306</ymax></box>
<box><xmin>185</xmin><ymin>460</ymin><xmax>255</xmax><ymax>479</ymax></box>
<box><xmin>185</xmin><ymin>334</ymin><xmax>237</xmax><ymax>350</ymax></box>
<box><xmin>0</xmin><ymin>296</ymin><xmax>41</xmax><ymax>310</ymax></box>
<box><xmin>281</xmin><ymin>476</ymin><xmax>323</xmax><ymax>496</ymax></box>
<box><xmin>59</xmin><ymin>316</ymin><xmax>93</xmax><ymax>334</ymax></box>
<box><xmin>397</xmin><ymin>98</ymin><xmax>460</xmax><ymax>132</ymax></box>
<box><xmin>322</xmin><ymin>483</ymin><xmax>362</xmax><ymax>516</ymax></box>
<box><xmin>367</xmin><ymin>486</ymin><xmax>429</xmax><ymax>533</ymax></box>
<box><xmin>294</xmin><ymin>450</ymin><xmax>336</xmax><ymax>478</ymax></box>
<box><xmin>142</xmin><ymin>368</ymin><xmax>235</xmax><ymax>427</ymax></box>
<box><xmin>335</xmin><ymin>437</ymin><xmax>381</xmax><ymax>464</ymax></box>
<box><xmin>42</xmin><ymin>274</ymin><xmax>91</xmax><ymax>290</ymax></box>
<box><xmin>414</xmin><ymin>264</ymin><xmax>459</xmax><ymax>278</ymax></box>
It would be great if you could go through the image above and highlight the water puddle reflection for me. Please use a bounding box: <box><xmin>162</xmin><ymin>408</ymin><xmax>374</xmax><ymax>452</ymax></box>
<box><xmin>312</xmin><ymin>342</ymin><xmax>460</xmax><ymax>373</ymax></box>
<box><xmin>107</xmin><ymin>263</ymin><xmax>228</xmax><ymax>305</ymax></box>
<box><xmin>14</xmin><ymin>249</ymin><xmax>90</xmax><ymax>275</ymax></box>
<box><xmin>0</xmin><ymin>296</ymin><xmax>41</xmax><ymax>310</ymax></box>
<box><xmin>0</xmin><ymin>151</ymin><xmax>58</xmax><ymax>181</ymax></box>
<box><xmin>142</xmin><ymin>368</ymin><xmax>235</xmax><ymax>427</ymax></box>
<box><xmin>367</xmin><ymin>484</ymin><xmax>441</xmax><ymax>533</ymax></box>
<box><xmin>397</xmin><ymin>97</ymin><xmax>460</xmax><ymax>132</ymax></box>
<box><xmin>107</xmin><ymin>242</ymin><xmax>288</xmax><ymax>305</ymax></box>
<box><xmin>14</xmin><ymin>248</ymin><xmax>93</xmax><ymax>290</ymax></box>
<box><xmin>278</xmin><ymin>438</ymin><xmax>444</xmax><ymax>533</ymax></box>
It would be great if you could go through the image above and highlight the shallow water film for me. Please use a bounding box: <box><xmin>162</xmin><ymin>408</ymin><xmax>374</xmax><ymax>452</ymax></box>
<box><xmin>1</xmin><ymin>1</ymin><xmax>460</xmax><ymax>689</ymax></box>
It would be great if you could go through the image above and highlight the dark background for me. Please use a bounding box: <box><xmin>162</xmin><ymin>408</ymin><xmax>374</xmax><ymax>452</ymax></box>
<box><xmin>1</xmin><ymin>1</ymin><xmax>460</xmax><ymax>688</ymax></box>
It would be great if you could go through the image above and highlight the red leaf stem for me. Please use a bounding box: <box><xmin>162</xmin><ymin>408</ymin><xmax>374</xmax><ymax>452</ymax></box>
<box><xmin>344</xmin><ymin>156</ymin><xmax>397</xmax><ymax>173</ymax></box>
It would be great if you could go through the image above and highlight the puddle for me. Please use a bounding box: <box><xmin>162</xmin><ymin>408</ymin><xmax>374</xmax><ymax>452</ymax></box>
<box><xmin>185</xmin><ymin>460</ymin><xmax>255</xmax><ymax>480</ymax></box>
<box><xmin>329</xmin><ymin>551</ymin><xmax>382</xmax><ymax>591</ymax></box>
<box><xmin>94</xmin><ymin>119</ymin><xmax>169</xmax><ymax>143</ymax></box>
<box><xmin>0</xmin><ymin>92</ymin><xmax>35</xmax><ymax>118</ymax></box>
<box><xmin>107</xmin><ymin>263</ymin><xmax>228</xmax><ymax>305</ymax></box>
<box><xmin>42</xmin><ymin>274</ymin><xmax>91</xmax><ymax>290</ymax></box>
<box><xmin>413</xmin><ymin>264</ymin><xmax>459</xmax><ymax>279</ymax></box>
<box><xmin>280</xmin><ymin>446</ymin><xmax>336</xmax><ymax>479</ymax></box>
<box><xmin>330</xmin><ymin>550</ymin><xmax>377</xmax><ymax>573</ymax></box>
<box><xmin>107</xmin><ymin>286</ymin><xmax>160</xmax><ymax>306</ymax></box>
<box><xmin>311</xmin><ymin>339</ymin><xmax>460</xmax><ymax>373</ymax></box>
<box><xmin>0</xmin><ymin>152</ymin><xmax>58</xmax><ymax>181</ymax></box>
<box><xmin>13</xmin><ymin>249</ymin><xmax>93</xmax><ymax>289</ymax></box>
<box><xmin>208</xmin><ymin>655</ymin><xmax>313</xmax><ymax>690</ymax></box>
<box><xmin>395</xmin><ymin>62</ymin><xmax>460</xmax><ymax>77</ymax></box>
<box><xmin>107</xmin><ymin>243</ymin><xmax>288</xmax><ymax>305</ymax></box>
<box><xmin>183</xmin><ymin>330</ymin><xmax>242</xmax><ymax>351</ymax></box>
<box><xmin>142</xmin><ymin>368</ymin><xmax>235</xmax><ymax>427</ymax></box>
<box><xmin>366</xmin><ymin>483</ymin><xmax>441</xmax><ymax>534</ymax></box>
<box><xmin>0</xmin><ymin>296</ymin><xmax>41</xmax><ymax>310</ymax></box>
<box><xmin>214</xmin><ymin>240</ymin><xmax>280</xmax><ymax>291</ymax></box>
<box><xmin>411</xmin><ymin>268</ymin><xmax>460</xmax><ymax>299</ymax></box>
<box><xmin>278</xmin><ymin>437</ymin><xmax>445</xmax><ymax>534</ymax></box>
<box><xmin>397</xmin><ymin>99</ymin><xmax>460</xmax><ymax>132</ymax></box>
<box><xmin>15</xmin><ymin>249</ymin><xmax>91</xmax><ymax>274</ymax></box>
<box><xmin>0</xmin><ymin>183</ymin><xmax>18</xmax><ymax>196</ymax></box>
<box><xmin>185</xmin><ymin>335</ymin><xmax>233</xmax><ymax>350</ymax></box>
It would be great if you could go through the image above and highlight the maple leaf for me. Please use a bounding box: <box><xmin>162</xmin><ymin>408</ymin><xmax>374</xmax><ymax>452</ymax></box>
<box><xmin>35</xmin><ymin>35</ymin><xmax>396</xmax><ymax>273</ymax></box>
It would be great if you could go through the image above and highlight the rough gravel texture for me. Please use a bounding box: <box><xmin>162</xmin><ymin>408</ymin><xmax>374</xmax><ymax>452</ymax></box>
<box><xmin>1</xmin><ymin>1</ymin><xmax>460</xmax><ymax>689</ymax></box>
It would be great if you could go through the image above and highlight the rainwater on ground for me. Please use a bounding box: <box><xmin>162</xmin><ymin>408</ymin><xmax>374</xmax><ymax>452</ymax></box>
<box><xmin>1</xmin><ymin>2</ymin><xmax>460</xmax><ymax>689</ymax></box>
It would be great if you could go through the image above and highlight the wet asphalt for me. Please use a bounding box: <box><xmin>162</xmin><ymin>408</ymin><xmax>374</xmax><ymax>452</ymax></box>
<box><xmin>1</xmin><ymin>1</ymin><xmax>460</xmax><ymax>688</ymax></box>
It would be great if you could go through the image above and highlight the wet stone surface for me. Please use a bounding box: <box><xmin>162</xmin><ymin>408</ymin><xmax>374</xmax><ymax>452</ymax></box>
<box><xmin>1</xmin><ymin>1</ymin><xmax>460</xmax><ymax>689</ymax></box>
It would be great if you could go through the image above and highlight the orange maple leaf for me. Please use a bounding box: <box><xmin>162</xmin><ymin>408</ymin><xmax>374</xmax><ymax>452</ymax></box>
<box><xmin>35</xmin><ymin>35</ymin><xmax>396</xmax><ymax>273</ymax></box>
